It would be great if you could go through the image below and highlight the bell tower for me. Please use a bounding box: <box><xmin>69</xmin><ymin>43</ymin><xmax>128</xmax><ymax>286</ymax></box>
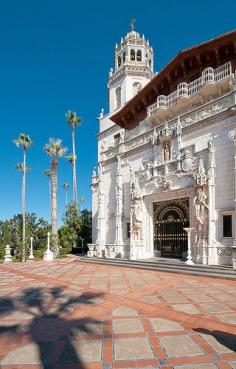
<box><xmin>108</xmin><ymin>21</ymin><xmax>154</xmax><ymax>113</ymax></box>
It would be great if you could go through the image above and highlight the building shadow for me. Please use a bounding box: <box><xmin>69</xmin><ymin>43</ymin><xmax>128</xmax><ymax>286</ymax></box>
<box><xmin>0</xmin><ymin>287</ymin><xmax>104</xmax><ymax>368</ymax></box>
<box><xmin>194</xmin><ymin>328</ymin><xmax>236</xmax><ymax>352</ymax></box>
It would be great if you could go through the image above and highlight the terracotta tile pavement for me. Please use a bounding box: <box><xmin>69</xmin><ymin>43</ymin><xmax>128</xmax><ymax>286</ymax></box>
<box><xmin>0</xmin><ymin>255</ymin><xmax>235</xmax><ymax>369</ymax></box>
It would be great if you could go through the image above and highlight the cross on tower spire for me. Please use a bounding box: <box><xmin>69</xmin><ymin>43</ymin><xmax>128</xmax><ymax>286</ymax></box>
<box><xmin>130</xmin><ymin>18</ymin><xmax>136</xmax><ymax>32</ymax></box>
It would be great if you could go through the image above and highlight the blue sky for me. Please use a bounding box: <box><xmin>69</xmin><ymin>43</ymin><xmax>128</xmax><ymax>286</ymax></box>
<box><xmin>0</xmin><ymin>0</ymin><xmax>235</xmax><ymax>223</ymax></box>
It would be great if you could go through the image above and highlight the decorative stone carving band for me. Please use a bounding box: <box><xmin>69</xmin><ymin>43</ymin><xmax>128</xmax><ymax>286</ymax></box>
<box><xmin>217</xmin><ymin>247</ymin><xmax>232</xmax><ymax>256</ymax></box>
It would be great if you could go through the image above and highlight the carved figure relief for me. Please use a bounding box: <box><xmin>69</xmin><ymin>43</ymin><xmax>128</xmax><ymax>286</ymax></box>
<box><xmin>194</xmin><ymin>186</ymin><xmax>209</xmax><ymax>220</ymax></box>
<box><xmin>130</xmin><ymin>166</ymin><xmax>142</xmax><ymax>200</ymax></box>
<box><xmin>194</xmin><ymin>158</ymin><xmax>207</xmax><ymax>186</ymax></box>
<box><xmin>130</xmin><ymin>199</ymin><xmax>142</xmax><ymax>241</ymax></box>
<box><xmin>162</xmin><ymin>142</ymin><xmax>171</xmax><ymax>162</ymax></box>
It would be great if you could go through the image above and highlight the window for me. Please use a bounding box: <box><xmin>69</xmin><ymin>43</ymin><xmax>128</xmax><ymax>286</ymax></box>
<box><xmin>130</xmin><ymin>49</ymin><xmax>135</xmax><ymax>61</ymax></box>
<box><xmin>127</xmin><ymin>223</ymin><xmax>130</xmax><ymax>239</ymax></box>
<box><xmin>223</xmin><ymin>215</ymin><xmax>232</xmax><ymax>237</ymax></box>
<box><xmin>115</xmin><ymin>87</ymin><xmax>121</xmax><ymax>109</ymax></box>
<box><xmin>137</xmin><ymin>50</ymin><xmax>142</xmax><ymax>61</ymax></box>
<box><xmin>123</xmin><ymin>52</ymin><xmax>126</xmax><ymax>63</ymax></box>
<box><xmin>133</xmin><ymin>82</ymin><xmax>142</xmax><ymax>96</ymax></box>
<box><xmin>117</xmin><ymin>56</ymin><xmax>121</xmax><ymax>68</ymax></box>
<box><xmin>114</xmin><ymin>133</ymin><xmax>120</xmax><ymax>145</ymax></box>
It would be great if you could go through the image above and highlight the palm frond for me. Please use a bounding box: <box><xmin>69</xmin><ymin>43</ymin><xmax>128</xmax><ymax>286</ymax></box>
<box><xmin>16</xmin><ymin>163</ymin><xmax>30</xmax><ymax>172</ymax></box>
<box><xmin>13</xmin><ymin>133</ymin><xmax>33</xmax><ymax>149</ymax></box>
<box><xmin>44</xmin><ymin>138</ymin><xmax>67</xmax><ymax>159</ymax></box>
<box><xmin>66</xmin><ymin>110</ymin><xmax>81</xmax><ymax>127</ymax></box>
<box><xmin>66</xmin><ymin>153</ymin><xmax>77</xmax><ymax>163</ymax></box>
<box><xmin>44</xmin><ymin>168</ymin><xmax>51</xmax><ymax>177</ymax></box>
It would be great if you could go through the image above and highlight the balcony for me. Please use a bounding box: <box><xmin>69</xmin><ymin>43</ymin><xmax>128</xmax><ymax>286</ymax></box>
<box><xmin>147</xmin><ymin>62</ymin><xmax>233</xmax><ymax>123</ymax></box>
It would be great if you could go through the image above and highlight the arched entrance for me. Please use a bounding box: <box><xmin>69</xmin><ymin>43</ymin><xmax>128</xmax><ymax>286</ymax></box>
<box><xmin>153</xmin><ymin>198</ymin><xmax>189</xmax><ymax>258</ymax></box>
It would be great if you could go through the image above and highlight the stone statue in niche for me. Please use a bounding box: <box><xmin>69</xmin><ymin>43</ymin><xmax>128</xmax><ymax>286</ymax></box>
<box><xmin>144</xmin><ymin>162</ymin><xmax>152</xmax><ymax>181</ymax></box>
<box><xmin>130</xmin><ymin>169</ymin><xmax>142</xmax><ymax>200</ymax></box>
<box><xmin>162</xmin><ymin>142</ymin><xmax>171</xmax><ymax>162</ymax></box>
<box><xmin>151</xmin><ymin>129</ymin><xmax>159</xmax><ymax>146</ymax></box>
<box><xmin>194</xmin><ymin>186</ymin><xmax>209</xmax><ymax>220</ymax></box>
<box><xmin>130</xmin><ymin>199</ymin><xmax>142</xmax><ymax>241</ymax></box>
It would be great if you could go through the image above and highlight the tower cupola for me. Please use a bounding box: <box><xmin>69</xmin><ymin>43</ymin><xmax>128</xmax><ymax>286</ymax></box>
<box><xmin>108</xmin><ymin>20</ymin><xmax>154</xmax><ymax>113</ymax></box>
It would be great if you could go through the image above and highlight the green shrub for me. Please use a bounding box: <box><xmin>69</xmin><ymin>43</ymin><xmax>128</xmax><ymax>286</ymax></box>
<box><xmin>34</xmin><ymin>249</ymin><xmax>45</xmax><ymax>259</ymax></box>
<box><xmin>59</xmin><ymin>248</ymin><xmax>71</xmax><ymax>257</ymax></box>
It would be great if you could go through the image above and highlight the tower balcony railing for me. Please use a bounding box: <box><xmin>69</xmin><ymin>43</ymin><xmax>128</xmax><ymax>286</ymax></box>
<box><xmin>147</xmin><ymin>62</ymin><xmax>233</xmax><ymax>116</ymax></box>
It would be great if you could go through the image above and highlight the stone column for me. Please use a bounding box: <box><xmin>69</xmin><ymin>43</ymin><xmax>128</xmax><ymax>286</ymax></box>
<box><xmin>184</xmin><ymin>227</ymin><xmax>194</xmax><ymax>265</ymax></box>
<box><xmin>176</xmin><ymin>116</ymin><xmax>183</xmax><ymax>171</ymax></box>
<box><xmin>29</xmin><ymin>237</ymin><xmax>34</xmax><ymax>260</ymax></box>
<box><xmin>115</xmin><ymin>155</ymin><xmax>123</xmax><ymax>246</ymax></box>
<box><xmin>96</xmin><ymin>163</ymin><xmax>106</xmax><ymax>256</ymax></box>
<box><xmin>44</xmin><ymin>232</ymin><xmax>53</xmax><ymax>261</ymax></box>
<box><xmin>229</xmin><ymin>129</ymin><xmax>236</xmax><ymax>251</ymax></box>
<box><xmin>207</xmin><ymin>137</ymin><xmax>216</xmax><ymax>264</ymax></box>
<box><xmin>151</xmin><ymin>128</ymin><xmax>159</xmax><ymax>165</ymax></box>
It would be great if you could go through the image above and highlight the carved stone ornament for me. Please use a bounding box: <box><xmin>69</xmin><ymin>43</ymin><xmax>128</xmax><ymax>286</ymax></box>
<box><xmin>228</xmin><ymin>128</ymin><xmax>236</xmax><ymax>143</ymax></box>
<box><xmin>130</xmin><ymin>199</ymin><xmax>142</xmax><ymax>241</ymax></box>
<box><xmin>181</xmin><ymin>150</ymin><xmax>193</xmax><ymax>172</ymax></box>
<box><xmin>130</xmin><ymin>166</ymin><xmax>142</xmax><ymax>200</ymax></box>
<box><xmin>161</xmin><ymin>123</ymin><xmax>172</xmax><ymax>138</ymax></box>
<box><xmin>217</xmin><ymin>247</ymin><xmax>232</xmax><ymax>257</ymax></box>
<box><xmin>193</xmin><ymin>158</ymin><xmax>207</xmax><ymax>186</ymax></box>
<box><xmin>194</xmin><ymin>186</ymin><xmax>209</xmax><ymax>221</ymax></box>
<box><xmin>181</xmin><ymin>100</ymin><xmax>228</xmax><ymax>128</ymax></box>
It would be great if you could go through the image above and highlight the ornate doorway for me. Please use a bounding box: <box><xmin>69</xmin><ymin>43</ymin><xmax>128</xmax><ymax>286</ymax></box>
<box><xmin>153</xmin><ymin>198</ymin><xmax>189</xmax><ymax>258</ymax></box>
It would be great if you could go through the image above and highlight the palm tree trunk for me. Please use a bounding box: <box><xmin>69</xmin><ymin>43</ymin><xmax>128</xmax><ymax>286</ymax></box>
<box><xmin>22</xmin><ymin>148</ymin><xmax>26</xmax><ymax>262</ymax></box>
<box><xmin>72</xmin><ymin>127</ymin><xmax>78</xmax><ymax>205</ymax></box>
<box><xmin>65</xmin><ymin>189</ymin><xmax>68</xmax><ymax>206</ymax></box>
<box><xmin>51</xmin><ymin>159</ymin><xmax>57</xmax><ymax>235</ymax></box>
<box><xmin>49</xmin><ymin>179</ymin><xmax>52</xmax><ymax>219</ymax></box>
<box><xmin>51</xmin><ymin>159</ymin><xmax>59</xmax><ymax>256</ymax></box>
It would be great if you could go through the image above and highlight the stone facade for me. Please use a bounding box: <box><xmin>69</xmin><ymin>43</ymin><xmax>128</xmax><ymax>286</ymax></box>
<box><xmin>90</xmin><ymin>29</ymin><xmax>236</xmax><ymax>265</ymax></box>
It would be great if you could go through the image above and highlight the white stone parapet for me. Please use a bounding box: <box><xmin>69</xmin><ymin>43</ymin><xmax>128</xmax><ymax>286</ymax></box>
<box><xmin>147</xmin><ymin>62</ymin><xmax>233</xmax><ymax>116</ymax></box>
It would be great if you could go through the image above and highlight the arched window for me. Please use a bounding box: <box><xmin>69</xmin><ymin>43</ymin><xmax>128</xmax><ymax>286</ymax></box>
<box><xmin>133</xmin><ymin>82</ymin><xmax>142</xmax><ymax>96</ymax></box>
<box><xmin>137</xmin><ymin>50</ymin><xmax>142</xmax><ymax>61</ymax></box>
<box><xmin>115</xmin><ymin>87</ymin><xmax>121</xmax><ymax>109</ymax></box>
<box><xmin>130</xmin><ymin>49</ymin><xmax>135</xmax><ymax>61</ymax></box>
<box><xmin>123</xmin><ymin>52</ymin><xmax>126</xmax><ymax>63</ymax></box>
<box><xmin>117</xmin><ymin>56</ymin><xmax>121</xmax><ymax>68</ymax></box>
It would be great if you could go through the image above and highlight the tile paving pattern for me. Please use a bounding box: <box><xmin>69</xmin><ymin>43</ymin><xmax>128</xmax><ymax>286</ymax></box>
<box><xmin>0</xmin><ymin>255</ymin><xmax>235</xmax><ymax>369</ymax></box>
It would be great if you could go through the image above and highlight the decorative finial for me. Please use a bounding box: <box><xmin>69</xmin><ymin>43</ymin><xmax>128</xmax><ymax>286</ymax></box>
<box><xmin>130</xmin><ymin>18</ymin><xmax>136</xmax><ymax>32</ymax></box>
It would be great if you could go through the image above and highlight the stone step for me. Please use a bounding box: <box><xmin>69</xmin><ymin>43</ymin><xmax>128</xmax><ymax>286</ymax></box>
<box><xmin>79</xmin><ymin>257</ymin><xmax>236</xmax><ymax>280</ymax></box>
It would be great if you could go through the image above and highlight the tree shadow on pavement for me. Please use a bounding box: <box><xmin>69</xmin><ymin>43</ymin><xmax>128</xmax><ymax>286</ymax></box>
<box><xmin>0</xmin><ymin>287</ymin><xmax>104</xmax><ymax>368</ymax></box>
<box><xmin>194</xmin><ymin>327</ymin><xmax>236</xmax><ymax>352</ymax></box>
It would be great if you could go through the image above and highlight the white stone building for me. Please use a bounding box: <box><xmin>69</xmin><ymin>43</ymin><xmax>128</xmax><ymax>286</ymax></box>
<box><xmin>89</xmin><ymin>28</ymin><xmax>236</xmax><ymax>265</ymax></box>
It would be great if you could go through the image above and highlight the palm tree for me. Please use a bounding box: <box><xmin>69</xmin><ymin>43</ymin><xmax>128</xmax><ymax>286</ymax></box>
<box><xmin>14</xmin><ymin>133</ymin><xmax>33</xmax><ymax>262</ymax></box>
<box><xmin>66</xmin><ymin>111</ymin><xmax>81</xmax><ymax>206</ymax></box>
<box><xmin>79</xmin><ymin>196</ymin><xmax>85</xmax><ymax>211</ymax></box>
<box><xmin>44</xmin><ymin>169</ymin><xmax>52</xmax><ymax>216</ymax></box>
<box><xmin>44</xmin><ymin>139</ymin><xmax>67</xmax><ymax>248</ymax></box>
<box><xmin>63</xmin><ymin>183</ymin><xmax>69</xmax><ymax>206</ymax></box>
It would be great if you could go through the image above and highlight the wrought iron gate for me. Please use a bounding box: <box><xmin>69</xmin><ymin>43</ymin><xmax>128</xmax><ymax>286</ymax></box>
<box><xmin>153</xmin><ymin>198</ymin><xmax>189</xmax><ymax>258</ymax></box>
